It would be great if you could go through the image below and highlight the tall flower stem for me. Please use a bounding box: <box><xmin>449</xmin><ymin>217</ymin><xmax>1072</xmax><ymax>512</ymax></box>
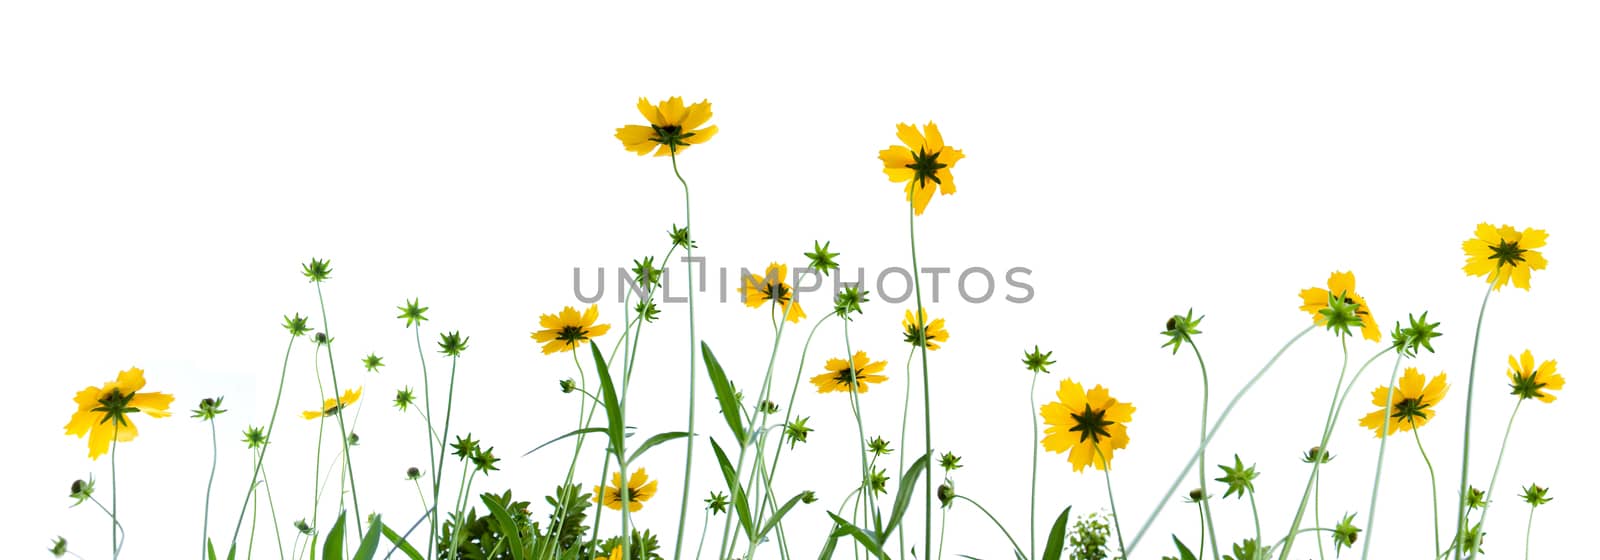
<box><xmin>1248</xmin><ymin>491</ymin><xmax>1262</xmax><ymax>558</ymax></box>
<box><xmin>202</xmin><ymin>416</ymin><xmax>218</xmax><ymax>560</ymax></box>
<box><xmin>1128</xmin><ymin>325</ymin><xmax>1314</xmax><ymax>555</ymax></box>
<box><xmin>1281</xmin><ymin>336</ymin><xmax>1362</xmax><ymax>559</ymax></box>
<box><xmin>761</xmin><ymin>316</ymin><xmax>832</xmax><ymax>559</ymax></box>
<box><xmin>313</xmin><ymin>283</ymin><xmax>362</xmax><ymax>536</ymax></box>
<box><xmin>111</xmin><ymin>426</ymin><xmax>120</xmax><ymax>560</ymax></box>
<box><xmin>1453</xmin><ymin>277</ymin><xmax>1497</xmax><ymax>560</ymax></box>
<box><xmin>954</xmin><ymin>495</ymin><xmax>1026</xmax><ymax>560</ymax></box>
<box><xmin>229</xmin><ymin>334</ymin><xmax>298</xmax><ymax>547</ymax></box>
<box><xmin>901</xmin><ymin>347</ymin><xmax>917</xmax><ymax>560</ymax></box>
<box><xmin>1359</xmin><ymin>353</ymin><xmax>1407</xmax><ymax>560</ymax></box>
<box><xmin>413</xmin><ymin>325</ymin><xmax>440</xmax><ymax>555</ymax></box>
<box><xmin>1188</xmin><ymin>342</ymin><xmax>1222</xmax><ymax>560</ymax></box>
<box><xmin>1095</xmin><ymin>447</ymin><xmax>1127</xmax><ymax>559</ymax></box>
<box><xmin>1469</xmin><ymin>399</ymin><xmax>1524</xmax><ymax>560</ymax></box>
<box><xmin>1414</xmin><ymin>429</ymin><xmax>1442</xmax><ymax>558</ymax></box>
<box><xmin>906</xmin><ymin>197</ymin><xmax>934</xmax><ymax>560</ymax></box>
<box><xmin>717</xmin><ymin>299</ymin><xmax>790</xmax><ymax>560</ymax></box>
<box><xmin>669</xmin><ymin>149</ymin><xmax>702</xmax><ymax>560</ymax></box>
<box><xmin>1522</xmin><ymin>505</ymin><xmax>1536</xmax><ymax>560</ymax></box>
<box><xmin>433</xmin><ymin>355</ymin><xmax>461</xmax><ymax>557</ymax></box>
<box><xmin>839</xmin><ymin>319</ymin><xmax>877</xmax><ymax>558</ymax></box>
<box><xmin>544</xmin><ymin>351</ymin><xmax>594</xmax><ymax>560</ymax></box>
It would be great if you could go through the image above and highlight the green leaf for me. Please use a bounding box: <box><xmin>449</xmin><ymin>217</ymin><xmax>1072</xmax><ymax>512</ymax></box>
<box><xmin>1171</xmin><ymin>535</ymin><xmax>1200</xmax><ymax>560</ymax></box>
<box><xmin>755</xmin><ymin>492</ymin><xmax>809</xmax><ymax>542</ymax></box>
<box><xmin>351</xmin><ymin>515</ymin><xmax>383</xmax><ymax>560</ymax></box>
<box><xmin>522</xmin><ymin>427</ymin><xmax>609</xmax><ymax>457</ymax></box>
<box><xmin>883</xmin><ymin>452</ymin><xmax>931</xmax><ymax>536</ymax></box>
<box><xmin>322</xmin><ymin>512</ymin><xmax>346</xmax><ymax>560</ymax></box>
<box><xmin>482</xmin><ymin>492</ymin><xmax>532</xmax><ymax>560</ymax></box>
<box><xmin>381</xmin><ymin>524</ymin><xmax>425</xmax><ymax>560</ymax></box>
<box><xmin>826</xmin><ymin>512</ymin><xmax>888</xmax><ymax>560</ymax></box>
<box><xmin>709</xmin><ymin>438</ymin><xmax>755</xmax><ymax>540</ymax></box>
<box><xmin>628</xmin><ymin>431</ymin><xmax>690</xmax><ymax>464</ymax></box>
<box><xmin>591</xmin><ymin>344</ymin><xmax>626</xmax><ymax>458</ymax></box>
<box><xmin>701</xmin><ymin>342</ymin><xmax>747</xmax><ymax>443</ymax></box>
<box><xmin>1040</xmin><ymin>505</ymin><xmax>1074</xmax><ymax>560</ymax></box>
<box><xmin>206</xmin><ymin>539</ymin><xmax>217</xmax><ymax>560</ymax></box>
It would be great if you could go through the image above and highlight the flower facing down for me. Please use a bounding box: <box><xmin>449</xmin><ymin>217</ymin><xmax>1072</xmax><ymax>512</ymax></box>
<box><xmin>1463</xmin><ymin>223</ymin><xmax>1548</xmax><ymax>291</ymax></box>
<box><xmin>593</xmin><ymin>468</ymin><xmax>658</xmax><ymax>512</ymax></box>
<box><xmin>1359</xmin><ymin>368</ymin><xmax>1449</xmax><ymax>437</ymax></box>
<box><xmin>302</xmin><ymin>387</ymin><xmax>362</xmax><ymax>420</ymax></box>
<box><xmin>810</xmin><ymin>351</ymin><xmax>889</xmax><ymax>394</ymax></box>
<box><xmin>879</xmin><ymin>122</ymin><xmax>964</xmax><ymax>215</ymax></box>
<box><xmin>743</xmin><ymin>263</ymin><xmax>805</xmax><ymax>323</ymax></box>
<box><xmin>615</xmin><ymin>97</ymin><xmax>718</xmax><ymax>157</ymax></box>
<box><xmin>1299</xmin><ymin>271</ymin><xmax>1381</xmax><ymax>342</ymax></box>
<box><xmin>1508</xmin><ymin>350</ymin><xmax>1564</xmax><ymax>403</ymax></box>
<box><xmin>532</xmin><ymin>304</ymin><xmax>611</xmax><ymax>355</ymax></box>
<box><xmin>64</xmin><ymin>367</ymin><xmax>174</xmax><ymax>459</ymax></box>
<box><xmin>902</xmin><ymin>309</ymin><xmax>949</xmax><ymax>350</ymax></box>
<box><xmin>1040</xmin><ymin>379</ymin><xmax>1135</xmax><ymax>472</ymax></box>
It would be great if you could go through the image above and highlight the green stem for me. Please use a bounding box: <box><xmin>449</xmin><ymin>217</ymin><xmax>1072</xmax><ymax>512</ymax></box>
<box><xmin>1095</xmin><ymin>447</ymin><xmax>1127</xmax><ymax>559</ymax></box>
<box><xmin>433</xmin><ymin>356</ymin><xmax>461</xmax><ymax>555</ymax></box>
<box><xmin>695</xmin><ymin>507</ymin><xmax>712</xmax><ymax>560</ymax></box>
<box><xmin>1189</xmin><ymin>341</ymin><xmax>1222</xmax><ymax>560</ymax></box>
<box><xmin>545</xmin><ymin>351</ymin><xmax>595</xmax><ymax>560</ymax></box>
<box><xmin>111</xmin><ymin>425</ymin><xmax>119</xmax><ymax>560</ymax></box>
<box><xmin>1128</xmin><ymin>325</ymin><xmax>1315</xmax><ymax>555</ymax></box>
<box><xmin>1359</xmin><ymin>353</ymin><xmax>1407</xmax><ymax>560</ymax></box>
<box><xmin>1414</xmin><ymin>429</ymin><xmax>1442</xmax><ymax>559</ymax></box>
<box><xmin>1029</xmin><ymin>371</ymin><xmax>1039</xmax><ymax>560</ymax></box>
<box><xmin>901</xmin><ymin>347</ymin><xmax>917</xmax><ymax>560</ymax></box>
<box><xmin>1248</xmin><ymin>491</ymin><xmax>1262</xmax><ymax>558</ymax></box>
<box><xmin>313</xmin><ymin>282</ymin><xmax>362</xmax><ymax>537</ymax></box>
<box><xmin>937</xmin><ymin>506</ymin><xmax>948</xmax><ymax>560</ymax></box>
<box><xmin>717</xmin><ymin>298</ymin><xmax>791</xmax><ymax>560</ymax></box>
<box><xmin>1315</xmin><ymin>468</ymin><xmax>1324</xmax><ymax>560</ymax></box>
<box><xmin>670</xmin><ymin>148</ymin><xmax>701</xmax><ymax>560</ymax></box>
<box><xmin>841</xmin><ymin>320</ymin><xmax>877</xmax><ymax>550</ymax></box>
<box><xmin>907</xmin><ymin>199</ymin><xmax>934</xmax><ymax>560</ymax></box>
<box><xmin>1470</xmin><ymin>398</ymin><xmax>1524</xmax><ymax>560</ymax></box>
<box><xmin>414</xmin><ymin>325</ymin><xmax>440</xmax><ymax>555</ymax></box>
<box><xmin>1453</xmin><ymin>277</ymin><xmax>1497</xmax><ymax>560</ymax></box>
<box><xmin>762</xmin><ymin>316</ymin><xmax>831</xmax><ymax>560</ymax></box>
<box><xmin>954</xmin><ymin>496</ymin><xmax>1026</xmax><ymax>560</ymax></box>
<box><xmin>230</xmin><ymin>334</ymin><xmax>297</xmax><ymax>547</ymax></box>
<box><xmin>90</xmin><ymin>496</ymin><xmax>125</xmax><ymax>553</ymax></box>
<box><xmin>262</xmin><ymin>469</ymin><xmax>284</xmax><ymax>560</ymax></box>
<box><xmin>1523</xmin><ymin>507</ymin><xmax>1535</xmax><ymax>560</ymax></box>
<box><xmin>203</xmin><ymin>418</ymin><xmax>218</xmax><ymax>560</ymax></box>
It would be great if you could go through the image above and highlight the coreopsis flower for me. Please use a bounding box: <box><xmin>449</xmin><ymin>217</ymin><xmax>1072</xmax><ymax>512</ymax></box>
<box><xmin>1021</xmin><ymin>346</ymin><xmax>1055</xmax><ymax>374</ymax></box>
<box><xmin>805</xmin><ymin>241</ymin><xmax>840</xmax><ymax>277</ymax></box>
<box><xmin>668</xmin><ymin>224</ymin><xmax>695</xmax><ymax>250</ymax></box>
<box><xmin>937</xmin><ymin>482</ymin><xmax>956</xmax><ymax>509</ymax></box>
<box><xmin>1463</xmin><ymin>223</ymin><xmax>1548</xmax><ymax>290</ymax></box>
<box><xmin>394</xmin><ymin>387</ymin><xmax>416</xmax><ymax>411</ymax></box>
<box><xmin>302</xmin><ymin>258</ymin><xmax>333</xmax><ymax>282</ymax></box>
<box><xmin>405</xmin><ymin>467</ymin><xmax>422</xmax><ymax>481</ymax></box>
<box><xmin>532</xmin><ymin>304</ymin><xmax>611</xmax><ymax>355</ymax></box>
<box><xmin>282</xmin><ymin>313</ymin><xmax>313</xmax><ymax>337</ymax></box>
<box><xmin>784</xmin><ymin>417</ymin><xmax>812</xmax><ymax>448</ymax></box>
<box><xmin>879</xmin><ymin>122</ymin><xmax>964</xmax><ymax>215</ymax></box>
<box><xmin>1359</xmin><ymin>368</ymin><xmax>1449</xmax><ymax>437</ymax></box>
<box><xmin>49</xmin><ymin>536</ymin><xmax>68</xmax><ymax>558</ymax></box>
<box><xmin>615</xmin><ymin>97</ymin><xmax>718</xmax><ymax>157</ymax></box>
<box><xmin>69</xmin><ymin>476</ymin><xmax>95</xmax><ymax>506</ymax></box>
<box><xmin>191</xmin><ymin>397</ymin><xmax>227</xmax><ymax>420</ymax></box>
<box><xmin>1040</xmin><ymin>379</ymin><xmax>1135</xmax><ymax>472</ymax></box>
<box><xmin>437</xmin><ymin>331</ymin><xmax>469</xmax><ymax>357</ymax></box>
<box><xmin>1183</xmin><ymin>488</ymin><xmax>1209</xmax><ymax>504</ymax></box>
<box><xmin>1389</xmin><ymin>312</ymin><xmax>1443</xmax><ymax>358</ymax></box>
<box><xmin>635</xmin><ymin>300</ymin><xmax>661</xmax><ymax>323</ymax></box>
<box><xmin>867</xmin><ymin>436</ymin><xmax>894</xmax><ymax>456</ymax></box>
<box><xmin>361</xmin><ymin>353</ymin><xmax>384</xmax><ymax>372</ymax></box>
<box><xmin>64</xmin><ymin>367</ymin><xmax>174</xmax><ymax>459</ymax></box>
<box><xmin>596</xmin><ymin>546</ymin><xmax>624</xmax><ymax>560</ymax></box>
<box><xmin>632</xmin><ymin>256</ymin><xmax>662</xmax><ymax>288</ymax></box>
<box><xmin>1466</xmin><ymin>486</ymin><xmax>1488</xmax><ymax>509</ymax></box>
<box><xmin>471</xmin><ymin>447</ymin><xmax>501</xmax><ymax>473</ymax></box>
<box><xmin>1332</xmin><ymin>513</ymin><xmax>1361</xmax><ymax>553</ymax></box>
<box><xmin>451</xmin><ymin>434</ymin><xmax>480</xmax><ymax>459</ymax></box>
<box><xmin>832</xmin><ymin>284</ymin><xmax>869</xmax><ymax>319</ymax></box>
<box><xmin>302</xmin><ymin>387</ymin><xmax>362</xmax><ymax>420</ymax></box>
<box><xmin>868</xmin><ymin>467</ymin><xmax>890</xmax><ymax>495</ymax></box>
<box><xmin>902</xmin><ymin>309</ymin><xmax>949</xmax><ymax>350</ymax></box>
<box><xmin>396</xmin><ymin>298</ymin><xmax>429</xmax><ymax>327</ymax></box>
<box><xmin>939</xmin><ymin>452</ymin><xmax>963</xmax><ymax>471</ymax></box>
<box><xmin>1521</xmin><ymin>483</ymin><xmax>1552</xmax><ymax>507</ymax></box>
<box><xmin>1215</xmin><ymin>455</ymin><xmax>1259</xmax><ymax>498</ymax></box>
<box><xmin>810</xmin><ymin>351</ymin><xmax>889</xmax><ymax>394</ymax></box>
<box><xmin>242</xmin><ymin>426</ymin><xmax>268</xmax><ymax>449</ymax></box>
<box><xmin>743</xmin><ymin>263</ymin><xmax>805</xmax><ymax>323</ymax></box>
<box><xmin>593</xmin><ymin>468</ymin><xmax>658</xmax><ymax>512</ymax></box>
<box><xmin>1160</xmin><ymin>309</ymin><xmax>1204</xmax><ymax>354</ymax></box>
<box><xmin>1507</xmin><ymin>350</ymin><xmax>1564</xmax><ymax>403</ymax></box>
<box><xmin>1299</xmin><ymin>271</ymin><xmax>1380</xmax><ymax>342</ymax></box>
<box><xmin>705</xmin><ymin>491</ymin><xmax>729</xmax><ymax>514</ymax></box>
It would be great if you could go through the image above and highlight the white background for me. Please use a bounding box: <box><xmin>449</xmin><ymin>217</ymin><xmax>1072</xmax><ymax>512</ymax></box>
<box><xmin>2</xmin><ymin>2</ymin><xmax>1596</xmax><ymax>558</ymax></box>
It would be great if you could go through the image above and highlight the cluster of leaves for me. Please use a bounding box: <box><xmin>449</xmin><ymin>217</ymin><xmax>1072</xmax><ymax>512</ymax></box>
<box><xmin>436</xmin><ymin>486</ymin><xmax>591</xmax><ymax>560</ymax></box>
<box><xmin>1068</xmin><ymin>512</ymin><xmax>1113</xmax><ymax>560</ymax></box>
<box><xmin>582</xmin><ymin>530</ymin><xmax>664</xmax><ymax>560</ymax></box>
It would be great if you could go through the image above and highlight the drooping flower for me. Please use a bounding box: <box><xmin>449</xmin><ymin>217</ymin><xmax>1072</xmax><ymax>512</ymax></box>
<box><xmin>879</xmin><ymin>122</ymin><xmax>964</xmax><ymax>215</ymax></box>
<box><xmin>810</xmin><ymin>351</ymin><xmax>889</xmax><ymax>394</ymax></box>
<box><xmin>1463</xmin><ymin>223</ymin><xmax>1548</xmax><ymax>290</ymax></box>
<box><xmin>1507</xmin><ymin>350</ymin><xmax>1564</xmax><ymax>403</ymax></box>
<box><xmin>593</xmin><ymin>468</ymin><xmax>658</xmax><ymax>512</ymax></box>
<box><xmin>1040</xmin><ymin>379</ymin><xmax>1135</xmax><ymax>472</ymax></box>
<box><xmin>1298</xmin><ymin>271</ymin><xmax>1381</xmax><ymax>342</ymax></box>
<box><xmin>902</xmin><ymin>309</ymin><xmax>949</xmax><ymax>350</ymax></box>
<box><xmin>531</xmin><ymin>304</ymin><xmax>611</xmax><ymax>355</ymax></box>
<box><xmin>302</xmin><ymin>387</ymin><xmax>362</xmax><ymax>420</ymax></box>
<box><xmin>64</xmin><ymin>367</ymin><xmax>174</xmax><ymax>459</ymax></box>
<box><xmin>742</xmin><ymin>263</ymin><xmax>805</xmax><ymax>323</ymax></box>
<box><xmin>1359</xmin><ymin>368</ymin><xmax>1448</xmax><ymax>437</ymax></box>
<box><xmin>615</xmin><ymin>97</ymin><xmax>718</xmax><ymax>157</ymax></box>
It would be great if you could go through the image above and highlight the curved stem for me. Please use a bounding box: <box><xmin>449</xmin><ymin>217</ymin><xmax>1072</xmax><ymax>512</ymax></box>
<box><xmin>433</xmin><ymin>356</ymin><xmax>461</xmax><ymax>557</ymax></box>
<box><xmin>955</xmin><ymin>496</ymin><xmax>1026</xmax><ymax>560</ymax></box>
<box><xmin>1189</xmin><ymin>341</ymin><xmax>1222</xmax><ymax>560</ymax></box>
<box><xmin>1523</xmin><ymin>507</ymin><xmax>1535</xmax><ymax>560</ymax></box>
<box><xmin>1128</xmin><ymin>325</ymin><xmax>1315</xmax><ymax>555</ymax></box>
<box><xmin>1281</xmin><ymin>336</ymin><xmax>1356</xmax><ymax>560</ymax></box>
<box><xmin>1469</xmin><ymin>399</ymin><xmax>1524</xmax><ymax>560</ymax></box>
<box><xmin>1453</xmin><ymin>277</ymin><xmax>1497</xmax><ymax>560</ymax></box>
<box><xmin>1359</xmin><ymin>353</ymin><xmax>1407</xmax><ymax>560</ymax></box>
<box><xmin>907</xmin><ymin>200</ymin><xmax>935</xmax><ymax>560</ymax></box>
<box><xmin>230</xmin><ymin>335</ymin><xmax>297</xmax><ymax>547</ymax></box>
<box><xmin>1095</xmin><ymin>447</ymin><xmax>1127</xmax><ymax>559</ymax></box>
<box><xmin>262</xmin><ymin>467</ymin><xmax>285</xmax><ymax>560</ymax></box>
<box><xmin>1414</xmin><ymin>429</ymin><xmax>1442</xmax><ymax>558</ymax></box>
<box><xmin>202</xmin><ymin>418</ymin><xmax>218</xmax><ymax>560</ymax></box>
<box><xmin>670</xmin><ymin>149</ymin><xmax>701</xmax><ymax>560</ymax></box>
<box><xmin>1029</xmin><ymin>371</ymin><xmax>1040</xmax><ymax>560</ymax></box>
<box><xmin>1248</xmin><ymin>491</ymin><xmax>1262</xmax><ymax>557</ymax></box>
<box><xmin>413</xmin><ymin>325</ymin><xmax>440</xmax><ymax>555</ymax></box>
<box><xmin>313</xmin><ymin>283</ymin><xmax>362</xmax><ymax>536</ymax></box>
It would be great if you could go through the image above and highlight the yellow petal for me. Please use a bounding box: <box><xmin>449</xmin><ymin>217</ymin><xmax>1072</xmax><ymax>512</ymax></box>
<box><xmin>894</xmin><ymin>123</ymin><xmax>925</xmax><ymax>151</ymax></box>
<box><xmin>636</xmin><ymin>98</ymin><xmax>664</xmax><ymax>127</ymax></box>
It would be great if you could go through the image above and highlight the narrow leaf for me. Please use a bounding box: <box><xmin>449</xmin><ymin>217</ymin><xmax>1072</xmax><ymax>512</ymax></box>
<box><xmin>352</xmin><ymin>515</ymin><xmax>383</xmax><ymax>560</ymax></box>
<box><xmin>826</xmin><ymin>512</ymin><xmax>889</xmax><ymax>560</ymax></box>
<box><xmin>482</xmin><ymin>493</ymin><xmax>531</xmax><ymax>560</ymax></box>
<box><xmin>883</xmin><ymin>452</ymin><xmax>931</xmax><ymax>536</ymax></box>
<box><xmin>710</xmin><ymin>438</ymin><xmax>755</xmax><ymax>540</ymax></box>
<box><xmin>701</xmin><ymin>342</ymin><xmax>747</xmax><ymax>442</ymax></box>
<box><xmin>628</xmin><ymin>431</ymin><xmax>690</xmax><ymax>464</ymax></box>
<box><xmin>381</xmin><ymin>524</ymin><xmax>425</xmax><ymax>560</ymax></box>
<box><xmin>755</xmin><ymin>492</ymin><xmax>808</xmax><ymax>542</ymax></box>
<box><xmin>322</xmin><ymin>512</ymin><xmax>346</xmax><ymax>560</ymax></box>
<box><xmin>591</xmin><ymin>344</ymin><xmax>626</xmax><ymax>457</ymax></box>
<box><xmin>1041</xmin><ymin>505</ymin><xmax>1074</xmax><ymax>560</ymax></box>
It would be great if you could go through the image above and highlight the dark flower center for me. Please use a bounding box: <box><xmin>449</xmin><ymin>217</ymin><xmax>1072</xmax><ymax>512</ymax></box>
<box><xmin>93</xmin><ymin>389</ymin><xmax>139</xmax><ymax>427</ymax></box>
<box><xmin>1069</xmin><ymin>404</ymin><xmax>1113</xmax><ymax>443</ymax></box>
<box><xmin>904</xmin><ymin>147</ymin><xmax>947</xmax><ymax>190</ymax></box>
<box><xmin>557</xmin><ymin>325</ymin><xmax>589</xmax><ymax>344</ymax></box>
<box><xmin>1390</xmin><ymin>397</ymin><xmax>1432</xmax><ymax>425</ymax></box>
<box><xmin>1490</xmin><ymin>240</ymin><xmax>1526</xmax><ymax>267</ymax></box>
<box><xmin>650</xmin><ymin>124</ymin><xmax>695</xmax><ymax>150</ymax></box>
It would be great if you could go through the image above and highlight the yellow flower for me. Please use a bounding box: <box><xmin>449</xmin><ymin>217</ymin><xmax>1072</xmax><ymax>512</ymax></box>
<box><xmin>879</xmin><ymin>122</ymin><xmax>964</xmax><ymax>216</ymax></box>
<box><xmin>742</xmin><ymin>263</ymin><xmax>805</xmax><ymax>323</ymax></box>
<box><xmin>302</xmin><ymin>387</ymin><xmax>362</xmax><ymax>420</ymax></box>
<box><xmin>593</xmin><ymin>468</ymin><xmax>658</xmax><ymax>512</ymax></box>
<box><xmin>1298</xmin><ymin>271</ymin><xmax>1381</xmax><ymax>342</ymax></box>
<box><xmin>532</xmin><ymin>304</ymin><xmax>612</xmax><ymax>355</ymax></box>
<box><xmin>902</xmin><ymin>309</ymin><xmax>948</xmax><ymax>350</ymax></box>
<box><xmin>1507</xmin><ymin>350</ymin><xmax>1564</xmax><ymax>403</ymax></box>
<box><xmin>811</xmin><ymin>351</ymin><xmax>890</xmax><ymax>394</ymax></box>
<box><xmin>1463</xmin><ymin>223</ymin><xmax>1548</xmax><ymax>291</ymax></box>
<box><xmin>597</xmin><ymin>546</ymin><xmax>623</xmax><ymax>560</ymax></box>
<box><xmin>615</xmin><ymin>97</ymin><xmax>718</xmax><ymax>157</ymax></box>
<box><xmin>64</xmin><ymin>367</ymin><xmax>174</xmax><ymax>459</ymax></box>
<box><xmin>1040</xmin><ymin>379</ymin><xmax>1134</xmax><ymax>472</ymax></box>
<box><xmin>1359</xmin><ymin>368</ymin><xmax>1448</xmax><ymax>437</ymax></box>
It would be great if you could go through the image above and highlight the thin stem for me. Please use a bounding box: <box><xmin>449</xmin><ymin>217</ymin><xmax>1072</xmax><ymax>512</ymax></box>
<box><xmin>1095</xmin><ymin>447</ymin><xmax>1127</xmax><ymax>559</ymax></box>
<box><xmin>938</xmin><ymin>506</ymin><xmax>948</xmax><ymax>560</ymax></box>
<box><xmin>717</xmin><ymin>298</ymin><xmax>791</xmax><ymax>560</ymax></box>
<box><xmin>900</xmin><ymin>348</ymin><xmax>916</xmax><ymax>560</ymax></box>
<box><xmin>1453</xmin><ymin>277</ymin><xmax>1497</xmax><ymax>560</ymax></box>
<box><xmin>695</xmin><ymin>507</ymin><xmax>712</xmax><ymax>560</ymax></box>
<box><xmin>1414</xmin><ymin>429</ymin><xmax>1442</xmax><ymax>558</ymax></box>
<box><xmin>1128</xmin><ymin>325</ymin><xmax>1315</xmax><ymax>555</ymax></box>
<box><xmin>230</xmin><ymin>334</ymin><xmax>297</xmax><ymax>547</ymax></box>
<box><xmin>1029</xmin><ymin>371</ymin><xmax>1039</xmax><ymax>560</ymax></box>
<box><xmin>89</xmin><ymin>496</ymin><xmax>125</xmax><ymax>552</ymax></box>
<box><xmin>203</xmin><ymin>418</ymin><xmax>218</xmax><ymax>560</ymax></box>
<box><xmin>1189</xmin><ymin>341</ymin><xmax>1222</xmax><ymax>560</ymax></box>
<box><xmin>670</xmin><ymin>149</ymin><xmax>701</xmax><ymax>560</ymax></box>
<box><xmin>1523</xmin><ymin>507</ymin><xmax>1536</xmax><ymax>560</ymax></box>
<box><xmin>907</xmin><ymin>199</ymin><xmax>935</xmax><ymax>560</ymax></box>
<box><xmin>954</xmin><ymin>496</ymin><xmax>1026</xmax><ymax>560</ymax></box>
<box><xmin>1359</xmin><ymin>353</ymin><xmax>1407</xmax><ymax>560</ymax></box>
<box><xmin>1248</xmin><ymin>491</ymin><xmax>1262</xmax><ymax>558</ymax></box>
<box><xmin>414</xmin><ymin>325</ymin><xmax>440</xmax><ymax>555</ymax></box>
<box><xmin>111</xmin><ymin>425</ymin><xmax>120</xmax><ymax>560</ymax></box>
<box><xmin>1282</xmin><ymin>336</ymin><xmax>1358</xmax><ymax>560</ymax></box>
<box><xmin>262</xmin><ymin>469</ymin><xmax>284</xmax><ymax>560</ymax></box>
<box><xmin>313</xmin><ymin>283</ymin><xmax>362</xmax><ymax>537</ymax></box>
<box><xmin>433</xmin><ymin>356</ymin><xmax>461</xmax><ymax>557</ymax></box>
<box><xmin>1470</xmin><ymin>398</ymin><xmax>1525</xmax><ymax>560</ymax></box>
<box><xmin>544</xmin><ymin>350</ymin><xmax>595</xmax><ymax>560</ymax></box>
<box><xmin>1315</xmin><ymin>468</ymin><xmax>1324</xmax><ymax>560</ymax></box>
